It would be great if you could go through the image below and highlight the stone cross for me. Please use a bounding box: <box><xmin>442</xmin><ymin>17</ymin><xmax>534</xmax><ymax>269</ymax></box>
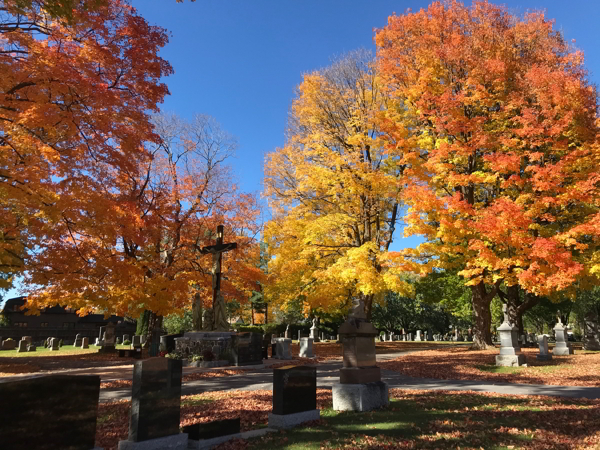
<box><xmin>198</xmin><ymin>224</ymin><xmax>237</xmax><ymax>331</ymax></box>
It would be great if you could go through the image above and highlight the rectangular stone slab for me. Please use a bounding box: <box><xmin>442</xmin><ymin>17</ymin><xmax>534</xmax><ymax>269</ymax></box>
<box><xmin>0</xmin><ymin>375</ymin><xmax>100</xmax><ymax>450</ymax></box>
<box><xmin>272</xmin><ymin>365</ymin><xmax>317</xmax><ymax>415</ymax></box>
<box><xmin>183</xmin><ymin>418</ymin><xmax>240</xmax><ymax>440</ymax></box>
<box><xmin>129</xmin><ymin>357</ymin><xmax>182</xmax><ymax>442</ymax></box>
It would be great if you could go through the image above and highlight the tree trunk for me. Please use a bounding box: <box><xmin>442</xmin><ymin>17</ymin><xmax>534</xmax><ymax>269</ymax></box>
<box><xmin>363</xmin><ymin>293</ymin><xmax>375</xmax><ymax>321</ymax></box>
<box><xmin>251</xmin><ymin>304</ymin><xmax>255</xmax><ymax>325</ymax></box>
<box><xmin>500</xmin><ymin>285</ymin><xmax>539</xmax><ymax>335</ymax></box>
<box><xmin>265</xmin><ymin>303</ymin><xmax>268</xmax><ymax>324</ymax></box>
<box><xmin>471</xmin><ymin>282</ymin><xmax>495</xmax><ymax>349</ymax></box>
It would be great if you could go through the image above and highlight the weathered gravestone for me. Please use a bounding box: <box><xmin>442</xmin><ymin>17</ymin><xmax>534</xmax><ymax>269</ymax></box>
<box><xmin>2</xmin><ymin>339</ymin><xmax>16</xmax><ymax>350</ymax></box>
<box><xmin>553</xmin><ymin>316</ymin><xmax>574</xmax><ymax>356</ymax></box>
<box><xmin>74</xmin><ymin>334</ymin><xmax>82</xmax><ymax>347</ymax></box>
<box><xmin>17</xmin><ymin>339</ymin><xmax>28</xmax><ymax>353</ymax></box>
<box><xmin>268</xmin><ymin>365</ymin><xmax>319</xmax><ymax>429</ymax></box>
<box><xmin>99</xmin><ymin>323</ymin><xmax>116</xmax><ymax>353</ymax></box>
<box><xmin>81</xmin><ymin>337</ymin><xmax>89</xmax><ymax>349</ymax></box>
<box><xmin>415</xmin><ymin>330</ymin><xmax>422</xmax><ymax>341</ymax></box>
<box><xmin>132</xmin><ymin>335</ymin><xmax>142</xmax><ymax>349</ymax></box>
<box><xmin>118</xmin><ymin>358</ymin><xmax>186</xmax><ymax>450</ymax></box>
<box><xmin>333</xmin><ymin>298</ymin><xmax>388</xmax><ymax>412</ymax></box>
<box><xmin>22</xmin><ymin>336</ymin><xmax>32</xmax><ymax>345</ymax></box>
<box><xmin>231</xmin><ymin>332</ymin><xmax>263</xmax><ymax>366</ymax></box>
<box><xmin>50</xmin><ymin>337</ymin><xmax>59</xmax><ymax>351</ymax></box>
<box><xmin>299</xmin><ymin>337</ymin><xmax>315</xmax><ymax>358</ymax></box>
<box><xmin>116</xmin><ymin>337</ymin><xmax>121</xmax><ymax>345</ymax></box>
<box><xmin>0</xmin><ymin>375</ymin><xmax>100</xmax><ymax>450</ymax></box>
<box><xmin>275</xmin><ymin>337</ymin><xmax>292</xmax><ymax>360</ymax></box>
<box><xmin>496</xmin><ymin>305</ymin><xmax>526</xmax><ymax>366</ymax></box>
<box><xmin>28</xmin><ymin>343</ymin><xmax>36</xmax><ymax>352</ymax></box>
<box><xmin>537</xmin><ymin>335</ymin><xmax>552</xmax><ymax>361</ymax></box>
<box><xmin>583</xmin><ymin>311</ymin><xmax>600</xmax><ymax>351</ymax></box>
<box><xmin>98</xmin><ymin>326</ymin><xmax>106</xmax><ymax>345</ymax></box>
<box><xmin>123</xmin><ymin>334</ymin><xmax>130</xmax><ymax>343</ymax></box>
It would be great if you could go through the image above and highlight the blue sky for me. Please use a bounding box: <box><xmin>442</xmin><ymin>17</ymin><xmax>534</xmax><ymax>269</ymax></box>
<box><xmin>4</xmin><ymin>1</ymin><xmax>599</xmax><ymax>299</ymax></box>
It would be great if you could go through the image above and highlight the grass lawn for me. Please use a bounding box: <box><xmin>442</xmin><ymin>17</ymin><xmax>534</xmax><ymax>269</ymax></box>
<box><xmin>95</xmin><ymin>388</ymin><xmax>600</xmax><ymax>450</ymax></box>
<box><xmin>2</xmin><ymin>346</ymin><xmax>100</xmax><ymax>357</ymax></box>
<box><xmin>381</xmin><ymin>347</ymin><xmax>600</xmax><ymax>387</ymax></box>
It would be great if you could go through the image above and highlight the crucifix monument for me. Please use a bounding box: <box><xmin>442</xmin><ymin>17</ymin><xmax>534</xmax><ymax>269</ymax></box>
<box><xmin>197</xmin><ymin>224</ymin><xmax>237</xmax><ymax>332</ymax></box>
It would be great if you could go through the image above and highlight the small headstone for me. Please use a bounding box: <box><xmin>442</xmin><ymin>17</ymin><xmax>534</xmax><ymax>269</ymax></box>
<box><xmin>27</xmin><ymin>344</ymin><xmax>36</xmax><ymax>352</ymax></box>
<box><xmin>415</xmin><ymin>330</ymin><xmax>422</xmax><ymax>341</ymax></box>
<box><xmin>81</xmin><ymin>337</ymin><xmax>89</xmax><ymax>349</ymax></box>
<box><xmin>183</xmin><ymin>418</ymin><xmax>240</xmax><ymax>441</ymax></box>
<box><xmin>536</xmin><ymin>335</ymin><xmax>552</xmax><ymax>361</ymax></box>
<box><xmin>50</xmin><ymin>338</ymin><xmax>59</xmax><ymax>351</ymax></box>
<box><xmin>98</xmin><ymin>326</ymin><xmax>106</xmax><ymax>343</ymax></box>
<box><xmin>583</xmin><ymin>311</ymin><xmax>600</xmax><ymax>351</ymax></box>
<box><xmin>408</xmin><ymin>333</ymin><xmax>413</xmax><ymax>341</ymax></box>
<box><xmin>1</xmin><ymin>339</ymin><xmax>16</xmax><ymax>350</ymax></box>
<box><xmin>74</xmin><ymin>333</ymin><xmax>82</xmax><ymax>347</ymax></box>
<box><xmin>22</xmin><ymin>336</ymin><xmax>32</xmax><ymax>345</ymax></box>
<box><xmin>275</xmin><ymin>338</ymin><xmax>292</xmax><ymax>360</ymax></box>
<box><xmin>268</xmin><ymin>365</ymin><xmax>319</xmax><ymax>429</ymax></box>
<box><xmin>17</xmin><ymin>339</ymin><xmax>28</xmax><ymax>353</ymax></box>
<box><xmin>320</xmin><ymin>332</ymin><xmax>325</xmax><ymax>341</ymax></box>
<box><xmin>132</xmin><ymin>335</ymin><xmax>142</xmax><ymax>349</ymax></box>
<box><xmin>140</xmin><ymin>335</ymin><xmax>147</xmax><ymax>345</ymax></box>
<box><xmin>231</xmin><ymin>332</ymin><xmax>263</xmax><ymax>366</ymax></box>
<box><xmin>271</xmin><ymin>333</ymin><xmax>277</xmax><ymax>344</ymax></box>
<box><xmin>122</xmin><ymin>358</ymin><xmax>183</xmax><ymax>444</ymax></box>
<box><xmin>299</xmin><ymin>337</ymin><xmax>315</xmax><ymax>358</ymax></box>
<box><xmin>0</xmin><ymin>375</ymin><xmax>100</xmax><ymax>450</ymax></box>
<box><xmin>553</xmin><ymin>320</ymin><xmax>574</xmax><ymax>356</ymax></box>
<box><xmin>123</xmin><ymin>334</ymin><xmax>130</xmax><ymax>343</ymax></box>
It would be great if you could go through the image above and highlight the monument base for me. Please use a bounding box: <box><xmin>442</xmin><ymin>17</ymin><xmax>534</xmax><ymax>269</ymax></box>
<box><xmin>332</xmin><ymin>381</ymin><xmax>389</xmax><ymax>412</ymax></box>
<box><xmin>495</xmin><ymin>354</ymin><xmax>526</xmax><ymax>367</ymax></box>
<box><xmin>340</xmin><ymin>367</ymin><xmax>381</xmax><ymax>384</ymax></box>
<box><xmin>268</xmin><ymin>410</ymin><xmax>320</xmax><ymax>429</ymax></box>
<box><xmin>553</xmin><ymin>346</ymin><xmax>574</xmax><ymax>356</ymax></box>
<box><xmin>188</xmin><ymin>433</ymin><xmax>242</xmax><ymax>450</ymax></box>
<box><xmin>117</xmin><ymin>434</ymin><xmax>188</xmax><ymax>450</ymax></box>
<box><xmin>98</xmin><ymin>345</ymin><xmax>116</xmax><ymax>354</ymax></box>
<box><xmin>536</xmin><ymin>354</ymin><xmax>553</xmax><ymax>361</ymax></box>
<box><xmin>584</xmin><ymin>340</ymin><xmax>600</xmax><ymax>351</ymax></box>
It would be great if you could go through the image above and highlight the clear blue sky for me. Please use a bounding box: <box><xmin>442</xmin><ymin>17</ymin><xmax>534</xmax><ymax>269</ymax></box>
<box><xmin>4</xmin><ymin>1</ymin><xmax>599</xmax><ymax>299</ymax></box>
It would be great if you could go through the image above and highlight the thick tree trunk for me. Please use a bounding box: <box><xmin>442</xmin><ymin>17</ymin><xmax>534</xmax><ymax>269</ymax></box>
<box><xmin>470</xmin><ymin>282</ymin><xmax>499</xmax><ymax>349</ymax></box>
<box><xmin>500</xmin><ymin>285</ymin><xmax>539</xmax><ymax>335</ymax></box>
<box><xmin>363</xmin><ymin>293</ymin><xmax>375</xmax><ymax>321</ymax></box>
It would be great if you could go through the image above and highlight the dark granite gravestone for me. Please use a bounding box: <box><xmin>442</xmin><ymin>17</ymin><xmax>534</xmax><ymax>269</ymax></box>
<box><xmin>183</xmin><ymin>418</ymin><xmax>240</xmax><ymax>440</ymax></box>
<box><xmin>0</xmin><ymin>375</ymin><xmax>100</xmax><ymax>450</ymax></box>
<box><xmin>231</xmin><ymin>332</ymin><xmax>263</xmax><ymax>366</ymax></box>
<box><xmin>129</xmin><ymin>357</ymin><xmax>183</xmax><ymax>442</ymax></box>
<box><xmin>273</xmin><ymin>365</ymin><xmax>317</xmax><ymax>415</ymax></box>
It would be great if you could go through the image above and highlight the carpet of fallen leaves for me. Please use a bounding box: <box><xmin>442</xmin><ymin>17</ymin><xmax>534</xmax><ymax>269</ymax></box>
<box><xmin>0</xmin><ymin>351</ymin><xmax>135</xmax><ymax>375</ymax></box>
<box><xmin>380</xmin><ymin>347</ymin><xmax>600</xmax><ymax>386</ymax></box>
<box><xmin>96</xmin><ymin>388</ymin><xmax>600</xmax><ymax>450</ymax></box>
<box><xmin>95</xmin><ymin>388</ymin><xmax>332</xmax><ymax>450</ymax></box>
<box><xmin>286</xmin><ymin>341</ymin><xmax>450</xmax><ymax>361</ymax></box>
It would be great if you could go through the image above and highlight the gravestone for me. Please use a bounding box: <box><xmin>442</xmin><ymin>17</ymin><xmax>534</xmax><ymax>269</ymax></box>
<box><xmin>333</xmin><ymin>298</ymin><xmax>388</xmax><ymax>412</ymax></box>
<box><xmin>98</xmin><ymin>326</ymin><xmax>106</xmax><ymax>344</ymax></box>
<box><xmin>271</xmin><ymin>334</ymin><xmax>277</xmax><ymax>344</ymax></box>
<box><xmin>123</xmin><ymin>334</ymin><xmax>130</xmax><ymax>343</ymax></box>
<box><xmin>50</xmin><ymin>338</ymin><xmax>59</xmax><ymax>351</ymax></box>
<box><xmin>496</xmin><ymin>305</ymin><xmax>526</xmax><ymax>366</ymax></box>
<box><xmin>99</xmin><ymin>322</ymin><xmax>116</xmax><ymax>353</ymax></box>
<box><xmin>415</xmin><ymin>330</ymin><xmax>422</xmax><ymax>341</ymax></box>
<box><xmin>427</xmin><ymin>330</ymin><xmax>434</xmax><ymax>341</ymax></box>
<box><xmin>268</xmin><ymin>365</ymin><xmax>319</xmax><ymax>429</ymax></box>
<box><xmin>81</xmin><ymin>337</ymin><xmax>89</xmax><ymax>349</ymax></box>
<box><xmin>22</xmin><ymin>336</ymin><xmax>32</xmax><ymax>345</ymax></box>
<box><xmin>309</xmin><ymin>318</ymin><xmax>318</xmax><ymax>342</ymax></box>
<box><xmin>298</xmin><ymin>330</ymin><xmax>302</xmax><ymax>341</ymax></box>
<box><xmin>231</xmin><ymin>332</ymin><xmax>263</xmax><ymax>366</ymax></box>
<box><xmin>537</xmin><ymin>335</ymin><xmax>552</xmax><ymax>361</ymax></box>
<box><xmin>407</xmin><ymin>333</ymin><xmax>413</xmax><ymax>341</ymax></box>
<box><xmin>583</xmin><ymin>311</ymin><xmax>600</xmax><ymax>351</ymax></box>
<box><xmin>321</xmin><ymin>332</ymin><xmax>325</xmax><ymax>341</ymax></box>
<box><xmin>160</xmin><ymin>333</ymin><xmax>183</xmax><ymax>354</ymax></box>
<box><xmin>2</xmin><ymin>339</ymin><xmax>16</xmax><ymax>350</ymax></box>
<box><xmin>132</xmin><ymin>335</ymin><xmax>142</xmax><ymax>349</ymax></box>
<box><xmin>0</xmin><ymin>375</ymin><xmax>100</xmax><ymax>450</ymax></box>
<box><xmin>183</xmin><ymin>418</ymin><xmax>240</xmax><ymax>441</ymax></box>
<box><xmin>520</xmin><ymin>334</ymin><xmax>527</xmax><ymax>348</ymax></box>
<box><xmin>118</xmin><ymin>358</ymin><xmax>186</xmax><ymax>450</ymax></box>
<box><xmin>17</xmin><ymin>339</ymin><xmax>27</xmax><ymax>353</ymax></box>
<box><xmin>27</xmin><ymin>344</ymin><xmax>36</xmax><ymax>352</ymax></box>
<box><xmin>74</xmin><ymin>334</ymin><xmax>82</xmax><ymax>347</ymax></box>
<box><xmin>553</xmin><ymin>318</ymin><xmax>574</xmax><ymax>356</ymax></box>
<box><xmin>299</xmin><ymin>337</ymin><xmax>315</xmax><ymax>358</ymax></box>
<box><xmin>275</xmin><ymin>338</ymin><xmax>292</xmax><ymax>360</ymax></box>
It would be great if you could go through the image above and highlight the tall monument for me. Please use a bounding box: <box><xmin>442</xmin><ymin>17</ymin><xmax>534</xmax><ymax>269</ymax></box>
<box><xmin>198</xmin><ymin>224</ymin><xmax>237</xmax><ymax>331</ymax></box>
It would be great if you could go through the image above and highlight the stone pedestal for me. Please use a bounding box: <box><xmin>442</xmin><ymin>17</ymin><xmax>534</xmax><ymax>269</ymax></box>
<box><xmin>496</xmin><ymin>322</ymin><xmax>526</xmax><ymax>367</ymax></box>
<box><xmin>275</xmin><ymin>338</ymin><xmax>292</xmax><ymax>360</ymax></box>
<box><xmin>553</xmin><ymin>322</ymin><xmax>574</xmax><ymax>356</ymax></box>
<box><xmin>415</xmin><ymin>330</ymin><xmax>422</xmax><ymax>341</ymax></box>
<box><xmin>332</xmin><ymin>382</ymin><xmax>389</xmax><ymax>412</ymax></box>
<box><xmin>299</xmin><ymin>337</ymin><xmax>315</xmax><ymax>358</ymax></box>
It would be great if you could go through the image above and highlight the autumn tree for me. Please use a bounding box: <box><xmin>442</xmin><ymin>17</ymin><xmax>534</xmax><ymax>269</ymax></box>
<box><xmin>376</xmin><ymin>1</ymin><xmax>600</xmax><ymax>348</ymax></box>
<box><xmin>1</xmin><ymin>0</ymin><xmax>172</xmax><ymax>302</ymax></box>
<box><xmin>264</xmin><ymin>50</ymin><xmax>412</xmax><ymax>320</ymax></box>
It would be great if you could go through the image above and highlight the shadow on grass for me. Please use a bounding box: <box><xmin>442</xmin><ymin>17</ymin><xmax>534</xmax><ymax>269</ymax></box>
<box><xmin>245</xmin><ymin>390</ymin><xmax>600</xmax><ymax>450</ymax></box>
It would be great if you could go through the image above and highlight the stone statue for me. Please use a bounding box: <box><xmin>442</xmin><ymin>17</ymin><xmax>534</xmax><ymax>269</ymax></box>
<box><xmin>213</xmin><ymin>293</ymin><xmax>229</xmax><ymax>332</ymax></box>
<box><xmin>502</xmin><ymin>303</ymin><xmax>510</xmax><ymax>325</ymax></box>
<box><xmin>202</xmin><ymin>309</ymin><xmax>214</xmax><ymax>331</ymax></box>
<box><xmin>349</xmin><ymin>298</ymin><xmax>366</xmax><ymax>321</ymax></box>
<box><xmin>192</xmin><ymin>292</ymin><xmax>203</xmax><ymax>331</ymax></box>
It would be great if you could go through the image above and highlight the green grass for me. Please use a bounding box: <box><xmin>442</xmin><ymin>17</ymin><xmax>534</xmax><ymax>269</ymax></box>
<box><xmin>475</xmin><ymin>363</ymin><xmax>567</xmax><ymax>374</ymax></box>
<box><xmin>180</xmin><ymin>396</ymin><xmax>216</xmax><ymax>407</ymax></box>
<box><xmin>1</xmin><ymin>346</ymin><xmax>99</xmax><ymax>357</ymax></box>
<box><xmin>246</xmin><ymin>392</ymin><xmax>593</xmax><ymax>450</ymax></box>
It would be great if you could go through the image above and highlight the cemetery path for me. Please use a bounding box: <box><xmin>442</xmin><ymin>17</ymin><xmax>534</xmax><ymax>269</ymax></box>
<box><xmin>98</xmin><ymin>352</ymin><xmax>600</xmax><ymax>403</ymax></box>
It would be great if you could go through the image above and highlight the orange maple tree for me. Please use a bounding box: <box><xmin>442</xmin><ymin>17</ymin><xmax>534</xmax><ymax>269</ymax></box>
<box><xmin>376</xmin><ymin>1</ymin><xmax>600</xmax><ymax>347</ymax></box>
<box><xmin>0</xmin><ymin>0</ymin><xmax>172</xmax><ymax>307</ymax></box>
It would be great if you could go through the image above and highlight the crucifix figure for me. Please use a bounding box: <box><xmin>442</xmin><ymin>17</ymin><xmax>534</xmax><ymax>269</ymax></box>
<box><xmin>198</xmin><ymin>224</ymin><xmax>237</xmax><ymax>331</ymax></box>
<box><xmin>502</xmin><ymin>303</ymin><xmax>510</xmax><ymax>325</ymax></box>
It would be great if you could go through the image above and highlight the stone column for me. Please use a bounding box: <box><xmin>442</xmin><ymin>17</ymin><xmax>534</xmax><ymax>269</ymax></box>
<box><xmin>496</xmin><ymin>319</ymin><xmax>526</xmax><ymax>367</ymax></box>
<box><xmin>415</xmin><ymin>330</ymin><xmax>422</xmax><ymax>341</ymax></box>
<box><xmin>553</xmin><ymin>320</ymin><xmax>574</xmax><ymax>356</ymax></box>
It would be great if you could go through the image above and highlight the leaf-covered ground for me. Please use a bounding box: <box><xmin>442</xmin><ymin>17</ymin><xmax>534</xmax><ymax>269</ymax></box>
<box><xmin>380</xmin><ymin>347</ymin><xmax>600</xmax><ymax>386</ymax></box>
<box><xmin>95</xmin><ymin>388</ymin><xmax>600</xmax><ymax>450</ymax></box>
<box><xmin>100</xmin><ymin>368</ymin><xmax>250</xmax><ymax>389</ymax></box>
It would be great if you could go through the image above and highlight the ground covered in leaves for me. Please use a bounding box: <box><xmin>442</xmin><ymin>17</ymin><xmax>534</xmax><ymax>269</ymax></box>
<box><xmin>100</xmin><ymin>369</ymin><xmax>250</xmax><ymax>389</ymax></box>
<box><xmin>380</xmin><ymin>347</ymin><xmax>600</xmax><ymax>386</ymax></box>
<box><xmin>96</xmin><ymin>388</ymin><xmax>600</xmax><ymax>450</ymax></box>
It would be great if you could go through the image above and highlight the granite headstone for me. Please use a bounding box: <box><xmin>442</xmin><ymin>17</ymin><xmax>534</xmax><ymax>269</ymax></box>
<box><xmin>272</xmin><ymin>365</ymin><xmax>317</xmax><ymax>415</ymax></box>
